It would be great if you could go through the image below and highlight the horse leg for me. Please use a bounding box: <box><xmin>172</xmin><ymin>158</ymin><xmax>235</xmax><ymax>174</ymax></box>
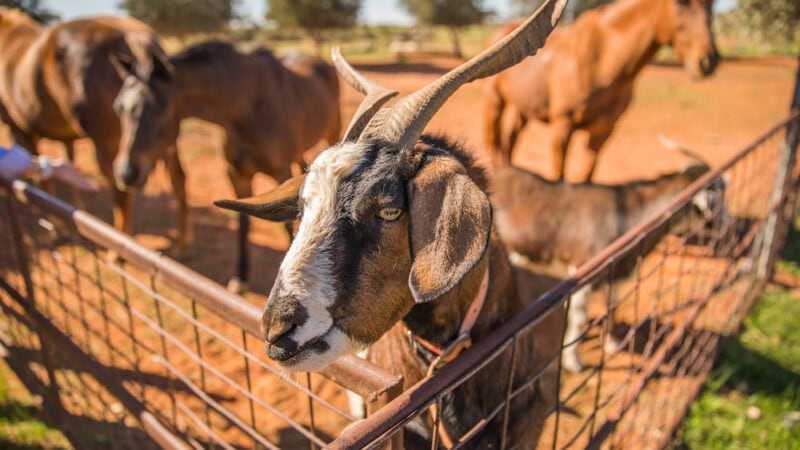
<box><xmin>61</xmin><ymin>140</ymin><xmax>87</xmax><ymax>209</ymax></box>
<box><xmin>506</xmin><ymin>109</ymin><xmax>528</xmax><ymax>164</ymax></box>
<box><xmin>550</xmin><ymin>118</ymin><xmax>574</xmax><ymax>181</ymax></box>
<box><xmin>482</xmin><ymin>78</ymin><xmax>508</xmax><ymax>165</ymax></box>
<box><xmin>226</xmin><ymin>165</ymin><xmax>254</xmax><ymax>294</ymax></box>
<box><xmin>581</xmin><ymin>120</ymin><xmax>615</xmax><ymax>183</ymax></box>
<box><xmin>95</xmin><ymin>143</ymin><xmax>131</xmax><ymax>261</ymax></box>
<box><xmin>164</xmin><ymin>145</ymin><xmax>191</xmax><ymax>257</ymax></box>
<box><xmin>581</xmin><ymin>87</ymin><xmax>632</xmax><ymax>182</ymax></box>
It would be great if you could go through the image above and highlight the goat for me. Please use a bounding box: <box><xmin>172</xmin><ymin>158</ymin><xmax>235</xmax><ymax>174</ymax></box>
<box><xmin>490</xmin><ymin>149</ymin><xmax>726</xmax><ymax>373</ymax></box>
<box><xmin>111</xmin><ymin>40</ymin><xmax>341</xmax><ymax>290</ymax></box>
<box><xmin>214</xmin><ymin>1</ymin><xmax>569</xmax><ymax>447</ymax></box>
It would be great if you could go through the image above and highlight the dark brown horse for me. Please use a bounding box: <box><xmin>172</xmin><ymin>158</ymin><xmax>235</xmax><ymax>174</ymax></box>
<box><xmin>484</xmin><ymin>0</ymin><xmax>720</xmax><ymax>181</ymax></box>
<box><xmin>0</xmin><ymin>8</ymin><xmax>170</xmax><ymax>235</ymax></box>
<box><xmin>112</xmin><ymin>40</ymin><xmax>341</xmax><ymax>290</ymax></box>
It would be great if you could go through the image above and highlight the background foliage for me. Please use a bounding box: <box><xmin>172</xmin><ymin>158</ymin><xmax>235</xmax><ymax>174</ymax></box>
<box><xmin>0</xmin><ymin>0</ymin><xmax>57</xmax><ymax>23</ymax></box>
<box><xmin>118</xmin><ymin>0</ymin><xmax>239</xmax><ymax>37</ymax></box>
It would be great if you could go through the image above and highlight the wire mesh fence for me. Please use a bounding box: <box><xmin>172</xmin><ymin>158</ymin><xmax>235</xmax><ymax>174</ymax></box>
<box><xmin>0</xmin><ymin>176</ymin><xmax>402</xmax><ymax>449</ymax></box>
<box><xmin>332</xmin><ymin>113</ymin><xmax>800</xmax><ymax>449</ymax></box>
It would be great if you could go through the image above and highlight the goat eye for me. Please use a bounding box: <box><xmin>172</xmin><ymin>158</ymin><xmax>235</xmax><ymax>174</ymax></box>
<box><xmin>377</xmin><ymin>207</ymin><xmax>402</xmax><ymax>222</ymax></box>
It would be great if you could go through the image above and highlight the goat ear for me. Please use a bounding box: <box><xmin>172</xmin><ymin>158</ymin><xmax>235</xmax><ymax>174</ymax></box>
<box><xmin>214</xmin><ymin>174</ymin><xmax>306</xmax><ymax>221</ymax></box>
<box><xmin>109</xmin><ymin>52</ymin><xmax>135</xmax><ymax>80</ymax></box>
<box><xmin>407</xmin><ymin>156</ymin><xmax>492</xmax><ymax>303</ymax></box>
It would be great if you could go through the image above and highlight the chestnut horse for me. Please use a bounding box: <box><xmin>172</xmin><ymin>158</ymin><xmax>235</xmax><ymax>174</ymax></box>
<box><xmin>0</xmin><ymin>8</ymin><xmax>170</xmax><ymax>236</ymax></box>
<box><xmin>112</xmin><ymin>40</ymin><xmax>341</xmax><ymax>290</ymax></box>
<box><xmin>484</xmin><ymin>0</ymin><xmax>719</xmax><ymax>181</ymax></box>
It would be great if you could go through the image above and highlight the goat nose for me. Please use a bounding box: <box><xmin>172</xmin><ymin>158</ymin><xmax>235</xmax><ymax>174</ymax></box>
<box><xmin>261</xmin><ymin>299</ymin><xmax>308</xmax><ymax>344</ymax></box>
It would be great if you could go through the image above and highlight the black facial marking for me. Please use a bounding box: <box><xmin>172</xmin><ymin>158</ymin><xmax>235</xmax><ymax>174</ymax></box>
<box><xmin>329</xmin><ymin>148</ymin><xmax>409</xmax><ymax>310</ymax></box>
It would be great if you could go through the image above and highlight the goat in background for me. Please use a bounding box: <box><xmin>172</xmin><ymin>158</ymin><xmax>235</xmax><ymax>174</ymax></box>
<box><xmin>491</xmin><ymin>144</ymin><xmax>727</xmax><ymax>373</ymax></box>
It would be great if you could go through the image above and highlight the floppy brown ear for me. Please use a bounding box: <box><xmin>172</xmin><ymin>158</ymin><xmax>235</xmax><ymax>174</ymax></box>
<box><xmin>407</xmin><ymin>156</ymin><xmax>492</xmax><ymax>303</ymax></box>
<box><xmin>214</xmin><ymin>174</ymin><xmax>306</xmax><ymax>221</ymax></box>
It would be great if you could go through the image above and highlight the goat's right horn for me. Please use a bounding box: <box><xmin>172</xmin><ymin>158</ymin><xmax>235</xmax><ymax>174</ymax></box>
<box><xmin>332</xmin><ymin>47</ymin><xmax>399</xmax><ymax>142</ymax></box>
<box><xmin>357</xmin><ymin>0</ymin><xmax>568</xmax><ymax>152</ymax></box>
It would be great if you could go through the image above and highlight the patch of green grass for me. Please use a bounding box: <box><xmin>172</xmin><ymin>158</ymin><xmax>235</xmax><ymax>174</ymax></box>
<box><xmin>676</xmin><ymin>218</ymin><xmax>800</xmax><ymax>449</ymax></box>
<box><xmin>0</xmin><ymin>361</ymin><xmax>70</xmax><ymax>449</ymax></box>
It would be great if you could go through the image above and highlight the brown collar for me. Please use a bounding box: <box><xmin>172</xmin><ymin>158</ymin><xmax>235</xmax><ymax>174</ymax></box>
<box><xmin>406</xmin><ymin>265</ymin><xmax>490</xmax><ymax>377</ymax></box>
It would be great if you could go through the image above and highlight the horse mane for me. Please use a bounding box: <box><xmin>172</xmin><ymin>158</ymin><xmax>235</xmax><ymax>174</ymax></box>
<box><xmin>172</xmin><ymin>40</ymin><xmax>240</xmax><ymax>64</ymax></box>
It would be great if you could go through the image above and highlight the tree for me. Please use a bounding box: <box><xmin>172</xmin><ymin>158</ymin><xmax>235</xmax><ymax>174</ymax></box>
<box><xmin>511</xmin><ymin>0</ymin><xmax>611</xmax><ymax>22</ymax></box>
<box><xmin>266</xmin><ymin>0</ymin><xmax>361</xmax><ymax>55</ymax></box>
<box><xmin>732</xmin><ymin>0</ymin><xmax>799</xmax><ymax>49</ymax></box>
<box><xmin>400</xmin><ymin>0</ymin><xmax>491</xmax><ymax>58</ymax></box>
<box><xmin>119</xmin><ymin>0</ymin><xmax>239</xmax><ymax>37</ymax></box>
<box><xmin>0</xmin><ymin>0</ymin><xmax>58</xmax><ymax>23</ymax></box>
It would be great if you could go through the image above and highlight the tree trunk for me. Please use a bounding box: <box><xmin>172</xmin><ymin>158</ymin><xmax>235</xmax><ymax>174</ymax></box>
<box><xmin>448</xmin><ymin>26</ymin><xmax>463</xmax><ymax>58</ymax></box>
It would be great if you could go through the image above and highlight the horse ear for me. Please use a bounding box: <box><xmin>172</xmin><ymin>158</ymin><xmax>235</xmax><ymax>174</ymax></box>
<box><xmin>109</xmin><ymin>52</ymin><xmax>135</xmax><ymax>80</ymax></box>
<box><xmin>152</xmin><ymin>50</ymin><xmax>174</xmax><ymax>81</ymax></box>
<box><xmin>407</xmin><ymin>156</ymin><xmax>492</xmax><ymax>303</ymax></box>
<box><xmin>214</xmin><ymin>174</ymin><xmax>306</xmax><ymax>222</ymax></box>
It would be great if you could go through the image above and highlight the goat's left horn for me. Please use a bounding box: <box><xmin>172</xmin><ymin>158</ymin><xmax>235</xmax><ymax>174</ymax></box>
<box><xmin>332</xmin><ymin>47</ymin><xmax>398</xmax><ymax>142</ymax></box>
<box><xmin>356</xmin><ymin>0</ymin><xmax>567</xmax><ymax>152</ymax></box>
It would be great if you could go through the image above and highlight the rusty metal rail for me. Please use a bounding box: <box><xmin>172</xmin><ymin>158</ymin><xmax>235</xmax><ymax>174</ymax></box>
<box><xmin>331</xmin><ymin>111</ymin><xmax>800</xmax><ymax>449</ymax></box>
<box><xmin>0</xmin><ymin>175</ymin><xmax>402</xmax><ymax>448</ymax></box>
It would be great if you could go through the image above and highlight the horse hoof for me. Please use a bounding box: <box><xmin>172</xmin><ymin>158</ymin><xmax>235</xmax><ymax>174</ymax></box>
<box><xmin>227</xmin><ymin>277</ymin><xmax>247</xmax><ymax>294</ymax></box>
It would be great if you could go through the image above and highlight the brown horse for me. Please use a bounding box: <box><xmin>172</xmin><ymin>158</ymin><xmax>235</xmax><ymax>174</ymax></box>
<box><xmin>484</xmin><ymin>0</ymin><xmax>719</xmax><ymax>181</ymax></box>
<box><xmin>0</xmin><ymin>8</ymin><xmax>170</xmax><ymax>234</ymax></box>
<box><xmin>112</xmin><ymin>40</ymin><xmax>341</xmax><ymax>289</ymax></box>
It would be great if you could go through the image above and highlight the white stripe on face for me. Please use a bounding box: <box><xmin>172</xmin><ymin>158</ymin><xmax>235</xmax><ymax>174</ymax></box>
<box><xmin>273</xmin><ymin>142</ymin><xmax>369</xmax><ymax>349</ymax></box>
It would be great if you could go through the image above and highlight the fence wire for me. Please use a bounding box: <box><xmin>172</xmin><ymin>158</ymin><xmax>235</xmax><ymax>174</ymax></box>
<box><xmin>0</xmin><ymin>176</ymin><xmax>402</xmax><ymax>449</ymax></box>
<box><xmin>332</xmin><ymin>113</ymin><xmax>800</xmax><ymax>450</ymax></box>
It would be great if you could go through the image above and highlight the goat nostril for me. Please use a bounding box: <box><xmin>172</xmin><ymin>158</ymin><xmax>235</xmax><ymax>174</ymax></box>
<box><xmin>266</xmin><ymin>321</ymin><xmax>295</xmax><ymax>344</ymax></box>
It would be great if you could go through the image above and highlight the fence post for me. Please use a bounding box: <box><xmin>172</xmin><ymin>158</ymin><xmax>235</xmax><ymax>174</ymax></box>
<box><xmin>2</xmin><ymin>185</ymin><xmax>67</xmax><ymax>427</ymax></box>
<box><xmin>757</xmin><ymin>53</ymin><xmax>800</xmax><ymax>278</ymax></box>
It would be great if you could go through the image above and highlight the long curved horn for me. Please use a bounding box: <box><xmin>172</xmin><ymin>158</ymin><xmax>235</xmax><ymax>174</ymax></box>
<box><xmin>332</xmin><ymin>47</ymin><xmax>399</xmax><ymax>142</ymax></box>
<box><xmin>357</xmin><ymin>0</ymin><xmax>568</xmax><ymax>151</ymax></box>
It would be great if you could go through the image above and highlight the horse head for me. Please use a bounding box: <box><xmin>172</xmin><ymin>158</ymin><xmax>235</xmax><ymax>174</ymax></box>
<box><xmin>660</xmin><ymin>0</ymin><xmax>720</xmax><ymax>79</ymax></box>
<box><xmin>111</xmin><ymin>32</ymin><xmax>176</xmax><ymax>190</ymax></box>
